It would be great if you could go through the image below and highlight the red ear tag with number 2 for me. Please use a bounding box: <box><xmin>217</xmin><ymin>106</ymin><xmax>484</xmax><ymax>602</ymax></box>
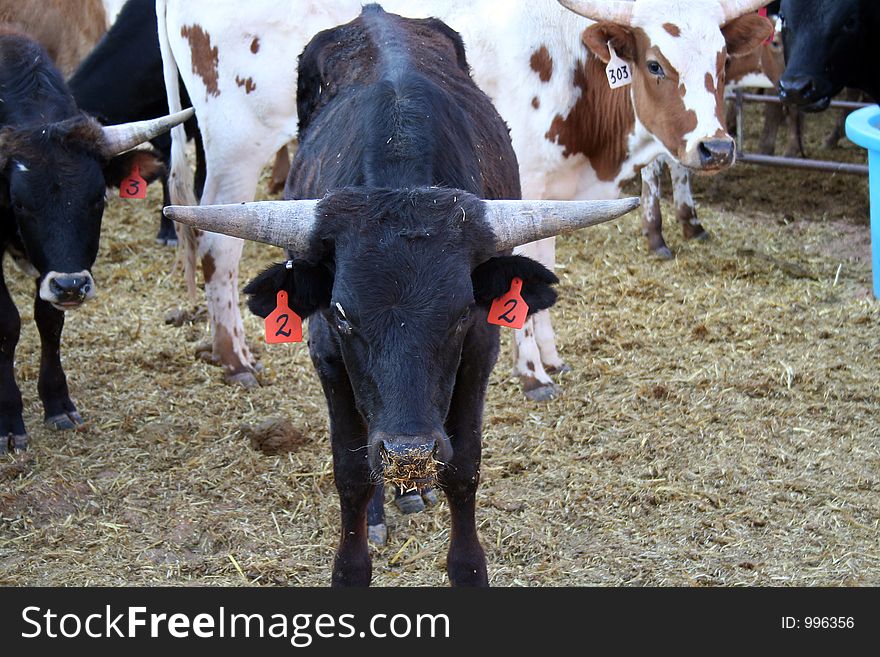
<box><xmin>265</xmin><ymin>290</ymin><xmax>302</xmax><ymax>344</ymax></box>
<box><xmin>119</xmin><ymin>164</ymin><xmax>147</xmax><ymax>199</ymax></box>
<box><xmin>488</xmin><ymin>277</ymin><xmax>529</xmax><ymax>330</ymax></box>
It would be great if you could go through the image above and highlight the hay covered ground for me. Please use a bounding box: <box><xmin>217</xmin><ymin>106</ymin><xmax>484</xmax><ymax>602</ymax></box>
<box><xmin>1</xmin><ymin>106</ymin><xmax>878</xmax><ymax>587</ymax></box>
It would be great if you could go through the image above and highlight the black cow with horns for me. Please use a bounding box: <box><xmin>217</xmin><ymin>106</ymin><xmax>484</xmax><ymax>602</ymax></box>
<box><xmin>778</xmin><ymin>0</ymin><xmax>880</xmax><ymax>110</ymax></box>
<box><xmin>0</xmin><ymin>28</ymin><xmax>192</xmax><ymax>453</ymax></box>
<box><xmin>165</xmin><ymin>5</ymin><xmax>637</xmax><ymax>586</ymax></box>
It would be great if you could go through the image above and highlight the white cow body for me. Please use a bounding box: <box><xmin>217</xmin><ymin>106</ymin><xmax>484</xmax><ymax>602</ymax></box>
<box><xmin>158</xmin><ymin>0</ymin><xmax>771</xmax><ymax>394</ymax></box>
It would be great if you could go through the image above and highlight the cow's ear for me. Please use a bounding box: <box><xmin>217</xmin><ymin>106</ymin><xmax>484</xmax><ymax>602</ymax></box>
<box><xmin>722</xmin><ymin>14</ymin><xmax>774</xmax><ymax>57</ymax></box>
<box><xmin>582</xmin><ymin>23</ymin><xmax>637</xmax><ymax>63</ymax></box>
<box><xmin>244</xmin><ymin>260</ymin><xmax>333</xmax><ymax>319</ymax></box>
<box><xmin>103</xmin><ymin>150</ymin><xmax>165</xmax><ymax>188</ymax></box>
<box><xmin>472</xmin><ymin>255</ymin><xmax>558</xmax><ymax>316</ymax></box>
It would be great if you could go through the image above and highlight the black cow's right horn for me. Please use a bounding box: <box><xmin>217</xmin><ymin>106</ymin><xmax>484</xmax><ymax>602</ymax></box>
<box><xmin>483</xmin><ymin>197</ymin><xmax>640</xmax><ymax>251</ymax></box>
<box><xmin>163</xmin><ymin>200</ymin><xmax>320</xmax><ymax>255</ymax></box>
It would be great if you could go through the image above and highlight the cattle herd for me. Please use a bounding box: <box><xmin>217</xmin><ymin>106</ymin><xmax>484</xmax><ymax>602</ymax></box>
<box><xmin>1</xmin><ymin>0</ymin><xmax>877</xmax><ymax>586</ymax></box>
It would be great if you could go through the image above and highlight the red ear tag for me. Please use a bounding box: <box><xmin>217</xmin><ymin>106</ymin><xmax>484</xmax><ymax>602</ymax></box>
<box><xmin>119</xmin><ymin>164</ymin><xmax>148</xmax><ymax>199</ymax></box>
<box><xmin>265</xmin><ymin>290</ymin><xmax>302</xmax><ymax>344</ymax></box>
<box><xmin>487</xmin><ymin>277</ymin><xmax>529</xmax><ymax>330</ymax></box>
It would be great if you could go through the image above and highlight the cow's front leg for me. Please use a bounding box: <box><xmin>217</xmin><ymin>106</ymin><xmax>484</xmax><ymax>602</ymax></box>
<box><xmin>440</xmin><ymin>325</ymin><xmax>494</xmax><ymax>587</ymax></box>
<box><xmin>34</xmin><ymin>292</ymin><xmax>81</xmax><ymax>430</ymax></box>
<box><xmin>309</xmin><ymin>316</ymin><xmax>373</xmax><ymax>586</ymax></box>
<box><xmin>670</xmin><ymin>160</ymin><xmax>707</xmax><ymax>242</ymax></box>
<box><xmin>192</xmin><ymin>231</ymin><xmax>259</xmax><ymax>387</ymax></box>
<box><xmin>641</xmin><ymin>157</ymin><xmax>671</xmax><ymax>258</ymax></box>
<box><xmin>512</xmin><ymin>239</ymin><xmax>560</xmax><ymax>401</ymax></box>
<box><xmin>0</xmin><ymin>270</ymin><xmax>26</xmax><ymax>453</ymax></box>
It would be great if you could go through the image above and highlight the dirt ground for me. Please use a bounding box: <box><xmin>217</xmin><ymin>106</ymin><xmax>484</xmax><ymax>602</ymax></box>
<box><xmin>1</xmin><ymin>104</ymin><xmax>878</xmax><ymax>587</ymax></box>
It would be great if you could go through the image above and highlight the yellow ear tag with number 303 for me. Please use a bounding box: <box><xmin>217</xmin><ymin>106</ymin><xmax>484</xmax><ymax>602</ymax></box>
<box><xmin>605</xmin><ymin>42</ymin><xmax>632</xmax><ymax>90</ymax></box>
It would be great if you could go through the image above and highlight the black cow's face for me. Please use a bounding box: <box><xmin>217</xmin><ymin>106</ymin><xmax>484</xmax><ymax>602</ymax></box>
<box><xmin>779</xmin><ymin>0</ymin><xmax>867</xmax><ymax>110</ymax></box>
<box><xmin>1</xmin><ymin>120</ymin><xmax>163</xmax><ymax>310</ymax></box>
<box><xmin>244</xmin><ymin>188</ymin><xmax>558</xmax><ymax>485</ymax></box>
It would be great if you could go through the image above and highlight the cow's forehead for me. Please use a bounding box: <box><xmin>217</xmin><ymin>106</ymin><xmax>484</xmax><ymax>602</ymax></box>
<box><xmin>633</xmin><ymin>3</ymin><xmax>727</xmax><ymax>69</ymax></box>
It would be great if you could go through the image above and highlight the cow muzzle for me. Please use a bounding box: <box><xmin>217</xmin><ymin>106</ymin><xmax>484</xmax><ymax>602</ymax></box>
<box><xmin>39</xmin><ymin>271</ymin><xmax>96</xmax><ymax>310</ymax></box>
<box><xmin>778</xmin><ymin>76</ymin><xmax>831</xmax><ymax>112</ymax></box>
<box><xmin>682</xmin><ymin>137</ymin><xmax>736</xmax><ymax>172</ymax></box>
<box><xmin>368</xmin><ymin>430</ymin><xmax>453</xmax><ymax>492</ymax></box>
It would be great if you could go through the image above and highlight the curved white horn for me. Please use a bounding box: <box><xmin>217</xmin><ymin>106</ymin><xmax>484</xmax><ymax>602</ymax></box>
<box><xmin>556</xmin><ymin>0</ymin><xmax>634</xmax><ymax>25</ymax></box>
<box><xmin>485</xmin><ymin>197</ymin><xmax>640</xmax><ymax>251</ymax></box>
<box><xmin>163</xmin><ymin>200</ymin><xmax>320</xmax><ymax>254</ymax></box>
<box><xmin>102</xmin><ymin>108</ymin><xmax>195</xmax><ymax>157</ymax></box>
<box><xmin>721</xmin><ymin>0</ymin><xmax>771</xmax><ymax>24</ymax></box>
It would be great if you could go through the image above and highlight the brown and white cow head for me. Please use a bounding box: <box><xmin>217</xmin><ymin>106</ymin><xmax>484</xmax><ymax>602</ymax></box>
<box><xmin>560</xmin><ymin>0</ymin><xmax>773</xmax><ymax>172</ymax></box>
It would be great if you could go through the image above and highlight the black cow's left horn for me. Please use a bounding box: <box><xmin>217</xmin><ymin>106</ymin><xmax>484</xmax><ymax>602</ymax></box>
<box><xmin>484</xmin><ymin>198</ymin><xmax>641</xmax><ymax>251</ymax></box>
<box><xmin>101</xmin><ymin>108</ymin><xmax>195</xmax><ymax>157</ymax></box>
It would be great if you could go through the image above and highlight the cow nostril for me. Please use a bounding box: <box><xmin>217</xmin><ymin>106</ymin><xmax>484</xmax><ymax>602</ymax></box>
<box><xmin>698</xmin><ymin>140</ymin><xmax>734</xmax><ymax>167</ymax></box>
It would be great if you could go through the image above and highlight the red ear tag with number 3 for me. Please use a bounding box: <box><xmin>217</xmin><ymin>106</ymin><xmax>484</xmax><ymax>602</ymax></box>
<box><xmin>265</xmin><ymin>290</ymin><xmax>302</xmax><ymax>344</ymax></box>
<box><xmin>119</xmin><ymin>164</ymin><xmax>147</xmax><ymax>199</ymax></box>
<box><xmin>487</xmin><ymin>277</ymin><xmax>529</xmax><ymax>330</ymax></box>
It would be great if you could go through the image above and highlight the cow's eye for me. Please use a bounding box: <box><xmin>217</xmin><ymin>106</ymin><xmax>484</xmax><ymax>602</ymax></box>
<box><xmin>647</xmin><ymin>61</ymin><xmax>665</xmax><ymax>78</ymax></box>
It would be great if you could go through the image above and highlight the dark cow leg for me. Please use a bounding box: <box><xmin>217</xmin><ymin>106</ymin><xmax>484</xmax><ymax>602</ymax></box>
<box><xmin>758</xmin><ymin>102</ymin><xmax>784</xmax><ymax>155</ymax></box>
<box><xmin>34</xmin><ymin>291</ymin><xmax>82</xmax><ymax>430</ymax></box>
<box><xmin>439</xmin><ymin>325</ymin><xmax>495</xmax><ymax>587</ymax></box>
<box><xmin>0</xmin><ymin>267</ymin><xmax>26</xmax><ymax>453</ymax></box>
<box><xmin>156</xmin><ymin>175</ymin><xmax>179</xmax><ymax>246</ymax></box>
<box><xmin>367</xmin><ymin>483</ymin><xmax>387</xmax><ymax>546</ymax></box>
<box><xmin>309</xmin><ymin>316</ymin><xmax>373</xmax><ymax>586</ymax></box>
<box><xmin>641</xmin><ymin>158</ymin><xmax>671</xmax><ymax>258</ymax></box>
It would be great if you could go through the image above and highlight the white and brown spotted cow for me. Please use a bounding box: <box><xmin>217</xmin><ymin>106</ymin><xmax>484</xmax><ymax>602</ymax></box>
<box><xmin>158</xmin><ymin>0</ymin><xmax>771</xmax><ymax>396</ymax></box>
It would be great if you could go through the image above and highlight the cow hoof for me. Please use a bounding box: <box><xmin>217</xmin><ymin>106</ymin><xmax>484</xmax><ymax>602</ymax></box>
<box><xmin>225</xmin><ymin>370</ymin><xmax>261</xmax><ymax>389</ymax></box>
<box><xmin>689</xmin><ymin>230</ymin><xmax>710</xmax><ymax>242</ymax></box>
<box><xmin>652</xmin><ymin>245</ymin><xmax>674</xmax><ymax>260</ymax></box>
<box><xmin>368</xmin><ymin>523</ymin><xmax>388</xmax><ymax>546</ymax></box>
<box><xmin>155</xmin><ymin>237</ymin><xmax>178</xmax><ymax>247</ymax></box>
<box><xmin>524</xmin><ymin>382</ymin><xmax>557</xmax><ymax>402</ymax></box>
<box><xmin>421</xmin><ymin>488</ymin><xmax>439</xmax><ymax>507</ymax></box>
<box><xmin>45</xmin><ymin>412</ymin><xmax>84</xmax><ymax>431</ymax></box>
<box><xmin>394</xmin><ymin>490</ymin><xmax>426</xmax><ymax>515</ymax></box>
<box><xmin>545</xmin><ymin>363</ymin><xmax>572</xmax><ymax>375</ymax></box>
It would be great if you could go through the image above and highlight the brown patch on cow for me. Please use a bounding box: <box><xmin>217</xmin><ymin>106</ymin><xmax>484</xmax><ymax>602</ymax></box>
<box><xmin>202</xmin><ymin>253</ymin><xmax>216</xmax><ymax>284</ymax></box>
<box><xmin>531</xmin><ymin>97</ymin><xmax>540</xmax><ymax>109</ymax></box>
<box><xmin>705</xmin><ymin>72</ymin><xmax>716</xmax><ymax>96</ymax></box>
<box><xmin>663</xmin><ymin>23</ymin><xmax>681</xmax><ymax>38</ymax></box>
<box><xmin>545</xmin><ymin>57</ymin><xmax>634</xmax><ymax>181</ymax></box>
<box><xmin>235</xmin><ymin>75</ymin><xmax>256</xmax><ymax>94</ymax></box>
<box><xmin>530</xmin><ymin>46</ymin><xmax>553</xmax><ymax>83</ymax></box>
<box><xmin>250</xmin><ymin>37</ymin><xmax>260</xmax><ymax>54</ymax></box>
<box><xmin>526</xmin><ymin>361</ymin><xmax>536</xmax><ymax>372</ymax></box>
<box><xmin>180</xmin><ymin>24</ymin><xmax>220</xmax><ymax>98</ymax></box>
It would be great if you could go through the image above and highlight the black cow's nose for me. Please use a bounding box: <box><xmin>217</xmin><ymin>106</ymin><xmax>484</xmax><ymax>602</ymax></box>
<box><xmin>49</xmin><ymin>276</ymin><xmax>91</xmax><ymax>302</ymax></box>
<box><xmin>698</xmin><ymin>139</ymin><xmax>735</xmax><ymax>168</ymax></box>
<box><xmin>778</xmin><ymin>76</ymin><xmax>815</xmax><ymax>104</ymax></box>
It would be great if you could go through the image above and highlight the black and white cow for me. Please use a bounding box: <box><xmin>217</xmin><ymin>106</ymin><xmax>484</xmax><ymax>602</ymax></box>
<box><xmin>778</xmin><ymin>0</ymin><xmax>880</xmax><ymax>109</ymax></box>
<box><xmin>69</xmin><ymin>0</ymin><xmax>203</xmax><ymax>246</ymax></box>
<box><xmin>0</xmin><ymin>28</ymin><xmax>192</xmax><ymax>453</ymax></box>
<box><xmin>165</xmin><ymin>5</ymin><xmax>637</xmax><ymax>585</ymax></box>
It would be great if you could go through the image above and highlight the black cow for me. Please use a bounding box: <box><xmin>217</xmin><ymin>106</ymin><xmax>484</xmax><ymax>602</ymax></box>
<box><xmin>165</xmin><ymin>5</ymin><xmax>636</xmax><ymax>586</ymax></box>
<box><xmin>778</xmin><ymin>0</ymin><xmax>880</xmax><ymax>110</ymax></box>
<box><xmin>0</xmin><ymin>29</ymin><xmax>191</xmax><ymax>453</ymax></box>
<box><xmin>69</xmin><ymin>0</ymin><xmax>204</xmax><ymax>246</ymax></box>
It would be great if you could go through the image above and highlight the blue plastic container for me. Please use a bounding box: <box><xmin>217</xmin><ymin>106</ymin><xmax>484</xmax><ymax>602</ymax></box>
<box><xmin>845</xmin><ymin>105</ymin><xmax>880</xmax><ymax>298</ymax></box>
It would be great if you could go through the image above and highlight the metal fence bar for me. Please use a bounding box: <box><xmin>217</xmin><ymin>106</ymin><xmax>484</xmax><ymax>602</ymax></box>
<box><xmin>737</xmin><ymin>152</ymin><xmax>869</xmax><ymax>175</ymax></box>
<box><xmin>730</xmin><ymin>88</ymin><xmax>871</xmax><ymax>176</ymax></box>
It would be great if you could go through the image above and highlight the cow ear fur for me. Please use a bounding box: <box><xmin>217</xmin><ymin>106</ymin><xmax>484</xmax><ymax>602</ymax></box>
<box><xmin>243</xmin><ymin>261</ymin><xmax>333</xmax><ymax>319</ymax></box>
<box><xmin>722</xmin><ymin>14</ymin><xmax>774</xmax><ymax>57</ymax></box>
<box><xmin>471</xmin><ymin>255</ymin><xmax>559</xmax><ymax>317</ymax></box>
<box><xmin>103</xmin><ymin>149</ymin><xmax>165</xmax><ymax>188</ymax></box>
<box><xmin>582</xmin><ymin>23</ymin><xmax>637</xmax><ymax>63</ymax></box>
